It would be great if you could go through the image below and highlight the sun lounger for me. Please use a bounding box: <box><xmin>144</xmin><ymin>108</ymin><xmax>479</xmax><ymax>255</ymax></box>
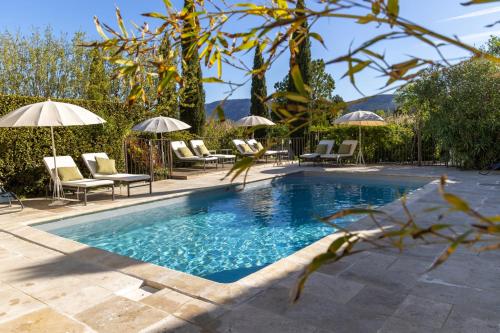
<box><xmin>190</xmin><ymin>140</ymin><xmax>236</xmax><ymax>166</ymax></box>
<box><xmin>232</xmin><ymin>139</ymin><xmax>256</xmax><ymax>157</ymax></box>
<box><xmin>171</xmin><ymin>141</ymin><xmax>218</xmax><ymax>170</ymax></box>
<box><xmin>299</xmin><ymin>140</ymin><xmax>335</xmax><ymax>165</ymax></box>
<box><xmin>320</xmin><ymin>140</ymin><xmax>358</xmax><ymax>164</ymax></box>
<box><xmin>232</xmin><ymin>139</ymin><xmax>276</xmax><ymax>163</ymax></box>
<box><xmin>246</xmin><ymin>139</ymin><xmax>287</xmax><ymax>156</ymax></box>
<box><xmin>82</xmin><ymin>153</ymin><xmax>152</xmax><ymax>197</ymax></box>
<box><xmin>43</xmin><ymin>156</ymin><xmax>114</xmax><ymax>205</ymax></box>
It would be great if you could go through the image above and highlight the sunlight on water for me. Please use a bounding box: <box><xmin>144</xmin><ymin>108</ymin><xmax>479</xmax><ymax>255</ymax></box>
<box><xmin>38</xmin><ymin>173</ymin><xmax>425</xmax><ymax>282</ymax></box>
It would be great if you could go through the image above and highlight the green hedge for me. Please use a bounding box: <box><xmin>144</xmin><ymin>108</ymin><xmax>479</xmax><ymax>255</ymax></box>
<box><xmin>0</xmin><ymin>94</ymin><xmax>148</xmax><ymax>196</ymax></box>
<box><xmin>310</xmin><ymin>123</ymin><xmax>418</xmax><ymax>163</ymax></box>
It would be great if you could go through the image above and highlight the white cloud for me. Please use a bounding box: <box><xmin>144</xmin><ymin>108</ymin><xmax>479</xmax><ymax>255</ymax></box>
<box><xmin>442</xmin><ymin>6</ymin><xmax>500</xmax><ymax>21</ymax></box>
<box><xmin>459</xmin><ymin>30</ymin><xmax>500</xmax><ymax>42</ymax></box>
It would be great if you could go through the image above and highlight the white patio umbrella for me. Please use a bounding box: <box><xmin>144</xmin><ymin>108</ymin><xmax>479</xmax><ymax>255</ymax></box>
<box><xmin>334</xmin><ymin>110</ymin><xmax>386</xmax><ymax>165</ymax></box>
<box><xmin>132</xmin><ymin>116</ymin><xmax>191</xmax><ymax>133</ymax></box>
<box><xmin>0</xmin><ymin>100</ymin><xmax>106</xmax><ymax>203</ymax></box>
<box><xmin>234</xmin><ymin>115</ymin><xmax>275</xmax><ymax>138</ymax></box>
<box><xmin>132</xmin><ymin>116</ymin><xmax>191</xmax><ymax>178</ymax></box>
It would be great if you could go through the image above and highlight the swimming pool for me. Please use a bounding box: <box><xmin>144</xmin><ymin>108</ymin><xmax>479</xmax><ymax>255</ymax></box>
<box><xmin>36</xmin><ymin>172</ymin><xmax>426</xmax><ymax>283</ymax></box>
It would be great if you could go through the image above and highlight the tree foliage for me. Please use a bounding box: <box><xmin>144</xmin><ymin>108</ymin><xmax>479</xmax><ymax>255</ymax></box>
<box><xmin>275</xmin><ymin>59</ymin><xmax>345</xmax><ymax>126</ymax></box>
<box><xmin>396</xmin><ymin>37</ymin><xmax>500</xmax><ymax>169</ymax></box>
<box><xmin>0</xmin><ymin>28</ymin><xmax>123</xmax><ymax>100</ymax></box>
<box><xmin>250</xmin><ymin>43</ymin><xmax>269</xmax><ymax>137</ymax></box>
<box><xmin>156</xmin><ymin>34</ymin><xmax>179</xmax><ymax>117</ymax></box>
<box><xmin>179</xmin><ymin>0</ymin><xmax>206</xmax><ymax>135</ymax></box>
<box><xmin>285</xmin><ymin>0</ymin><xmax>311</xmax><ymax>139</ymax></box>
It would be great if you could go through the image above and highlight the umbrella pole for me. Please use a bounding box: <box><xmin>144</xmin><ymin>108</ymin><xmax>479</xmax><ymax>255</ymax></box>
<box><xmin>168</xmin><ymin>136</ymin><xmax>173</xmax><ymax>179</ymax></box>
<box><xmin>357</xmin><ymin>125</ymin><xmax>365</xmax><ymax>165</ymax></box>
<box><xmin>50</xmin><ymin>126</ymin><xmax>64</xmax><ymax>202</ymax></box>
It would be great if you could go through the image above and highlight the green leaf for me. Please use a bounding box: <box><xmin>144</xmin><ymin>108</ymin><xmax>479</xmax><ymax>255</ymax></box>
<box><xmin>283</xmin><ymin>92</ymin><xmax>309</xmax><ymax>103</ymax></box>
<box><xmin>115</xmin><ymin>7</ymin><xmax>128</xmax><ymax>38</ymax></box>
<box><xmin>309</xmin><ymin>32</ymin><xmax>326</xmax><ymax>48</ymax></box>
<box><xmin>442</xmin><ymin>193</ymin><xmax>470</xmax><ymax>211</ymax></box>
<box><xmin>93</xmin><ymin>16</ymin><xmax>108</xmax><ymax>40</ymax></box>
<box><xmin>290</xmin><ymin>65</ymin><xmax>307</xmax><ymax>96</ymax></box>
<box><xmin>202</xmin><ymin>77</ymin><xmax>224</xmax><ymax>83</ymax></box>
<box><xmin>428</xmin><ymin>231</ymin><xmax>472</xmax><ymax>270</ymax></box>
<box><xmin>387</xmin><ymin>0</ymin><xmax>399</xmax><ymax>17</ymax></box>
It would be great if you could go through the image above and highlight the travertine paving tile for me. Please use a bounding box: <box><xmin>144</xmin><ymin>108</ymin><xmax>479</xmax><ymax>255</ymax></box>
<box><xmin>76</xmin><ymin>296</ymin><xmax>168</xmax><ymax>333</ymax></box>
<box><xmin>0</xmin><ymin>284</ymin><xmax>46</xmax><ymax>324</ymax></box>
<box><xmin>36</xmin><ymin>285</ymin><xmax>113</xmax><ymax>316</ymax></box>
<box><xmin>173</xmin><ymin>298</ymin><xmax>227</xmax><ymax>327</ymax></box>
<box><xmin>211</xmin><ymin>303</ymin><xmax>318</xmax><ymax>333</ymax></box>
<box><xmin>141</xmin><ymin>288</ymin><xmax>193</xmax><ymax>313</ymax></box>
<box><xmin>393</xmin><ymin>294</ymin><xmax>452</xmax><ymax>329</ymax></box>
<box><xmin>0</xmin><ymin>307</ymin><xmax>88</xmax><ymax>333</ymax></box>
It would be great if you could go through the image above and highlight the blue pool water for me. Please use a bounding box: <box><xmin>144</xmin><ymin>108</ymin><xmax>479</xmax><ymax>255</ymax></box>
<box><xmin>37</xmin><ymin>173</ymin><xmax>425</xmax><ymax>283</ymax></box>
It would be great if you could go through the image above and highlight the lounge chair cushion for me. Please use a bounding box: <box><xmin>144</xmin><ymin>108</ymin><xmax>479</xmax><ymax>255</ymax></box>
<box><xmin>337</xmin><ymin>144</ymin><xmax>352</xmax><ymax>155</ymax></box>
<box><xmin>57</xmin><ymin>167</ymin><xmax>83</xmax><ymax>181</ymax></box>
<box><xmin>95</xmin><ymin>157</ymin><xmax>118</xmax><ymax>175</ymax></box>
<box><xmin>239</xmin><ymin>143</ymin><xmax>254</xmax><ymax>154</ymax></box>
<box><xmin>178</xmin><ymin>146</ymin><xmax>194</xmax><ymax>157</ymax></box>
<box><xmin>251</xmin><ymin>142</ymin><xmax>264</xmax><ymax>151</ymax></box>
<box><xmin>315</xmin><ymin>144</ymin><xmax>328</xmax><ymax>154</ymax></box>
<box><xmin>196</xmin><ymin>144</ymin><xmax>211</xmax><ymax>157</ymax></box>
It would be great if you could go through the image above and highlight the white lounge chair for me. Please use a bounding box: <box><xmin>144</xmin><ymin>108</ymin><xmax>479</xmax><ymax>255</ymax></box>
<box><xmin>43</xmin><ymin>156</ymin><xmax>114</xmax><ymax>205</ymax></box>
<box><xmin>81</xmin><ymin>153</ymin><xmax>152</xmax><ymax>197</ymax></box>
<box><xmin>232</xmin><ymin>139</ymin><xmax>275</xmax><ymax>162</ymax></box>
<box><xmin>232</xmin><ymin>139</ymin><xmax>256</xmax><ymax>157</ymax></box>
<box><xmin>190</xmin><ymin>140</ymin><xmax>236</xmax><ymax>166</ymax></box>
<box><xmin>299</xmin><ymin>140</ymin><xmax>335</xmax><ymax>165</ymax></box>
<box><xmin>171</xmin><ymin>141</ymin><xmax>218</xmax><ymax>170</ymax></box>
<box><xmin>320</xmin><ymin>140</ymin><xmax>358</xmax><ymax>164</ymax></box>
<box><xmin>247</xmin><ymin>139</ymin><xmax>288</xmax><ymax>156</ymax></box>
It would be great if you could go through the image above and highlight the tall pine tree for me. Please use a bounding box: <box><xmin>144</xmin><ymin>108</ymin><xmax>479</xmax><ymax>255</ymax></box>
<box><xmin>250</xmin><ymin>43</ymin><xmax>269</xmax><ymax>137</ymax></box>
<box><xmin>287</xmin><ymin>0</ymin><xmax>311</xmax><ymax>143</ymax></box>
<box><xmin>157</xmin><ymin>34</ymin><xmax>179</xmax><ymax>117</ymax></box>
<box><xmin>179</xmin><ymin>0</ymin><xmax>205</xmax><ymax>135</ymax></box>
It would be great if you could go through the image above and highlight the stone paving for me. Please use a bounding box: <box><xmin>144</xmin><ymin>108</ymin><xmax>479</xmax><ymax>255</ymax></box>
<box><xmin>0</xmin><ymin>164</ymin><xmax>498</xmax><ymax>332</ymax></box>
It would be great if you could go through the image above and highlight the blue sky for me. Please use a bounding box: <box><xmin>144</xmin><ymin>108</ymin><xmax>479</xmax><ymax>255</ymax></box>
<box><xmin>0</xmin><ymin>0</ymin><xmax>498</xmax><ymax>103</ymax></box>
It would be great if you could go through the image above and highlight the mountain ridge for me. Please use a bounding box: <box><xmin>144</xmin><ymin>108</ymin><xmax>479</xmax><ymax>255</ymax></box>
<box><xmin>205</xmin><ymin>94</ymin><xmax>395</xmax><ymax>121</ymax></box>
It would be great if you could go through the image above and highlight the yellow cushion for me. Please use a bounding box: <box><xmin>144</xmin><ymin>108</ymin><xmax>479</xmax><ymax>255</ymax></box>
<box><xmin>337</xmin><ymin>144</ymin><xmax>351</xmax><ymax>155</ymax></box>
<box><xmin>57</xmin><ymin>167</ymin><xmax>83</xmax><ymax>181</ymax></box>
<box><xmin>240</xmin><ymin>143</ymin><xmax>254</xmax><ymax>154</ymax></box>
<box><xmin>196</xmin><ymin>144</ymin><xmax>211</xmax><ymax>157</ymax></box>
<box><xmin>178</xmin><ymin>146</ymin><xmax>194</xmax><ymax>157</ymax></box>
<box><xmin>95</xmin><ymin>157</ymin><xmax>118</xmax><ymax>175</ymax></box>
<box><xmin>252</xmin><ymin>142</ymin><xmax>264</xmax><ymax>151</ymax></box>
<box><xmin>315</xmin><ymin>144</ymin><xmax>328</xmax><ymax>154</ymax></box>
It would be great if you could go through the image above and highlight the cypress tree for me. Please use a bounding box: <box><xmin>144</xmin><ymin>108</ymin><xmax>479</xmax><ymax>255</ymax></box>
<box><xmin>287</xmin><ymin>0</ymin><xmax>311</xmax><ymax>143</ymax></box>
<box><xmin>250</xmin><ymin>43</ymin><xmax>269</xmax><ymax>137</ymax></box>
<box><xmin>179</xmin><ymin>0</ymin><xmax>206</xmax><ymax>135</ymax></box>
<box><xmin>157</xmin><ymin>34</ymin><xmax>179</xmax><ymax>117</ymax></box>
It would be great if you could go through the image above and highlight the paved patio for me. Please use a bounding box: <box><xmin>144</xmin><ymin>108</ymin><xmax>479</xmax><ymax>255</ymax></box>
<box><xmin>0</xmin><ymin>164</ymin><xmax>498</xmax><ymax>332</ymax></box>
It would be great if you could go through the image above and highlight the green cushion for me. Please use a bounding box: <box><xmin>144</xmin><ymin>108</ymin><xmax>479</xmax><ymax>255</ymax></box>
<box><xmin>57</xmin><ymin>166</ymin><xmax>83</xmax><ymax>181</ymax></box>
<box><xmin>315</xmin><ymin>144</ymin><xmax>328</xmax><ymax>154</ymax></box>
<box><xmin>337</xmin><ymin>144</ymin><xmax>352</xmax><ymax>155</ymax></box>
<box><xmin>196</xmin><ymin>144</ymin><xmax>211</xmax><ymax>157</ymax></box>
<box><xmin>178</xmin><ymin>146</ymin><xmax>194</xmax><ymax>157</ymax></box>
<box><xmin>95</xmin><ymin>157</ymin><xmax>118</xmax><ymax>175</ymax></box>
<box><xmin>240</xmin><ymin>143</ymin><xmax>254</xmax><ymax>154</ymax></box>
